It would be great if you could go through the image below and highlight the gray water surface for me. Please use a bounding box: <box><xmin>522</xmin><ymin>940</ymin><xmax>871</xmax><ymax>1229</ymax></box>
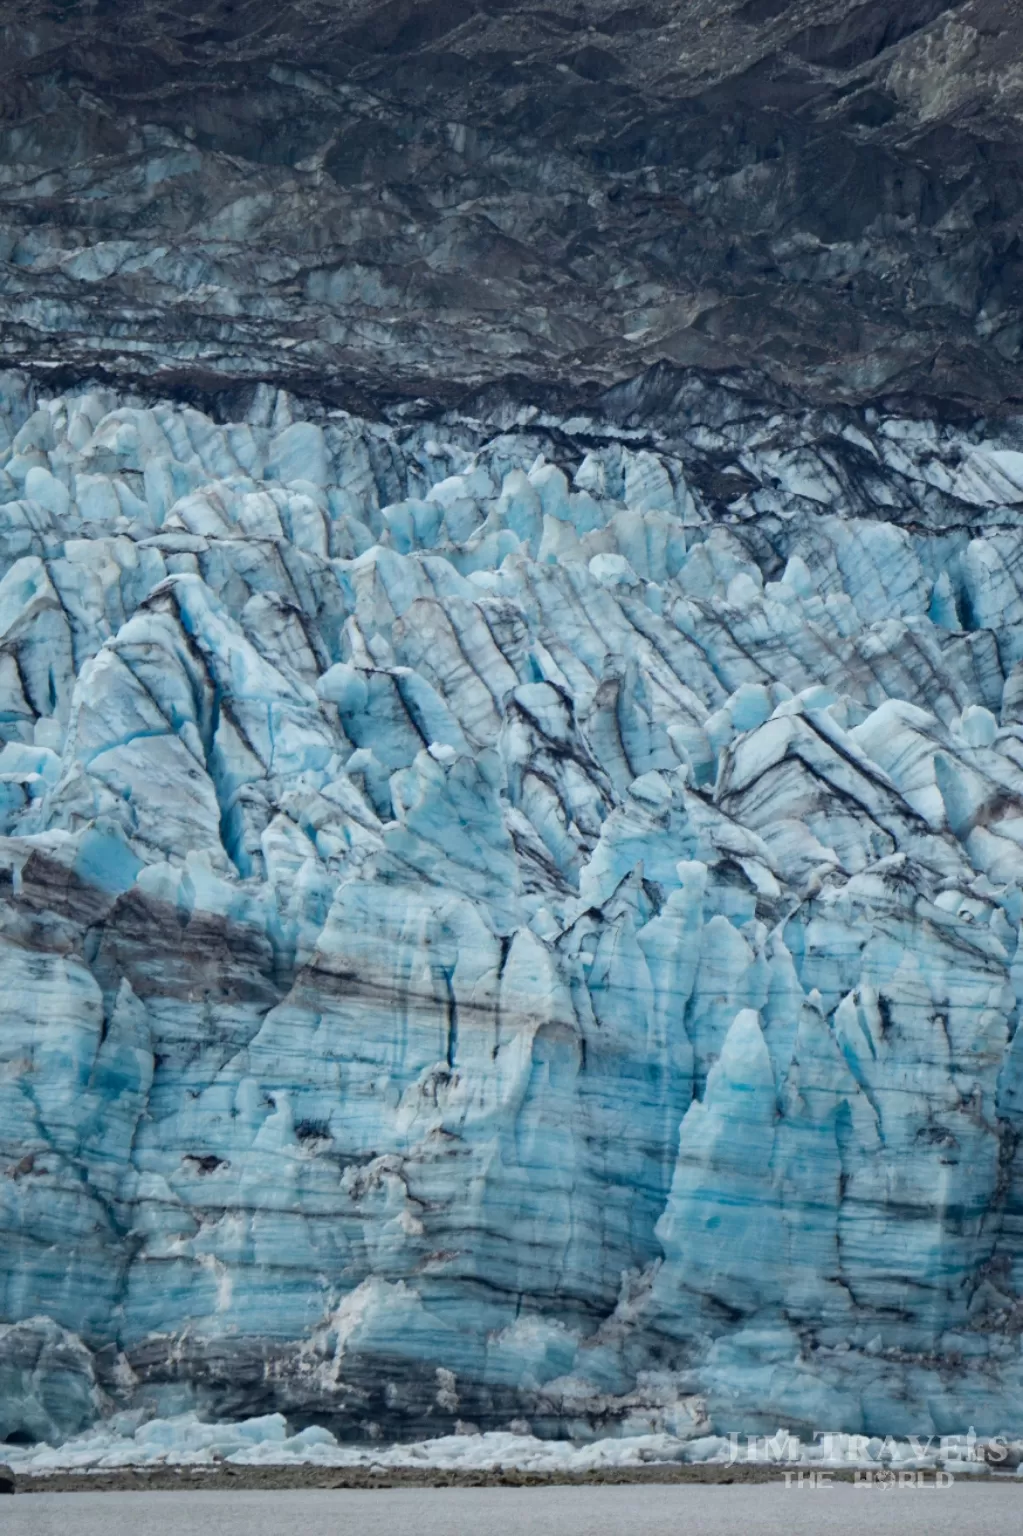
<box><xmin>4</xmin><ymin>1485</ymin><xmax>1022</xmax><ymax>1536</ymax></box>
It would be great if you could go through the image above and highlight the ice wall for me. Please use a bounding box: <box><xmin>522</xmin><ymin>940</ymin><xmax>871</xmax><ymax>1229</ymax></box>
<box><xmin>1</xmin><ymin>371</ymin><xmax>1022</xmax><ymax>1443</ymax></box>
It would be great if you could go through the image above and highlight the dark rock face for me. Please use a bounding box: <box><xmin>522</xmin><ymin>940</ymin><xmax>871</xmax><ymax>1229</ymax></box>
<box><xmin>2</xmin><ymin>1</ymin><xmax>1023</xmax><ymax>416</ymax></box>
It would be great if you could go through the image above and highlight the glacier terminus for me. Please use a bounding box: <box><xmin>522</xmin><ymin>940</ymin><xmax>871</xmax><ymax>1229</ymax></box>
<box><xmin>1</xmin><ymin>368</ymin><xmax>1023</xmax><ymax>1449</ymax></box>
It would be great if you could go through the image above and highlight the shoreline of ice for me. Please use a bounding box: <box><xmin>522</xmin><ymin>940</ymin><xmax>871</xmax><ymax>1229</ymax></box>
<box><xmin>4</xmin><ymin>1413</ymin><xmax>1021</xmax><ymax>1478</ymax></box>
<box><xmin>3</xmin><ymin>375</ymin><xmax>1023</xmax><ymax>1443</ymax></box>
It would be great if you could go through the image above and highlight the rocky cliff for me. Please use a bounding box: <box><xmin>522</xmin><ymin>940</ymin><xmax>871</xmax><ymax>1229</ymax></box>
<box><xmin>4</xmin><ymin>0</ymin><xmax>1023</xmax><ymax>415</ymax></box>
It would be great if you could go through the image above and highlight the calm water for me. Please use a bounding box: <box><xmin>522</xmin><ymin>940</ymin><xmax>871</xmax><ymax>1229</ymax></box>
<box><xmin>3</xmin><ymin>1485</ymin><xmax>1022</xmax><ymax>1536</ymax></box>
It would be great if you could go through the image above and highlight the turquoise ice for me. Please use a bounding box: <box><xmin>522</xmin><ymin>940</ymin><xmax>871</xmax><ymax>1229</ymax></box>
<box><xmin>0</xmin><ymin>372</ymin><xmax>1022</xmax><ymax>1443</ymax></box>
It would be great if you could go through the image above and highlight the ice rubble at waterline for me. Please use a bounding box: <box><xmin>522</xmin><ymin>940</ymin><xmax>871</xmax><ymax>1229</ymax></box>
<box><xmin>6</xmin><ymin>1411</ymin><xmax>1021</xmax><ymax>1477</ymax></box>
<box><xmin>0</xmin><ymin>372</ymin><xmax>1023</xmax><ymax>1446</ymax></box>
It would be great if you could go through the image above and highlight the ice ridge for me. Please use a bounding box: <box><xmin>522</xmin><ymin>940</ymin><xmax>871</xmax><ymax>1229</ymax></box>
<box><xmin>0</xmin><ymin>371</ymin><xmax>1023</xmax><ymax>1444</ymax></box>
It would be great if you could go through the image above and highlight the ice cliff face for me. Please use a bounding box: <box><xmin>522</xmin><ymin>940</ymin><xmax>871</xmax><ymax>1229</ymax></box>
<box><xmin>1</xmin><ymin>368</ymin><xmax>1023</xmax><ymax>1444</ymax></box>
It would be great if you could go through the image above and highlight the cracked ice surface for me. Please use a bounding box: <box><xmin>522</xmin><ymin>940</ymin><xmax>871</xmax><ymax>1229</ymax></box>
<box><xmin>1</xmin><ymin>371</ymin><xmax>1023</xmax><ymax>1445</ymax></box>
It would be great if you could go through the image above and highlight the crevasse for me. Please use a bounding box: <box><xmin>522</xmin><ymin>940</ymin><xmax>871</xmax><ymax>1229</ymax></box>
<box><xmin>0</xmin><ymin>370</ymin><xmax>1022</xmax><ymax>1445</ymax></box>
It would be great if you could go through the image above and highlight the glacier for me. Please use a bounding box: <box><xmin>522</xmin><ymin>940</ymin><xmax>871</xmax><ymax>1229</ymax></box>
<box><xmin>1</xmin><ymin>368</ymin><xmax>1023</xmax><ymax>1448</ymax></box>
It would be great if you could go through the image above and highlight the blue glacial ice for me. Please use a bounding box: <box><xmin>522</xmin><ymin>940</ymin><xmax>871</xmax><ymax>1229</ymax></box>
<box><xmin>1</xmin><ymin>371</ymin><xmax>1023</xmax><ymax>1445</ymax></box>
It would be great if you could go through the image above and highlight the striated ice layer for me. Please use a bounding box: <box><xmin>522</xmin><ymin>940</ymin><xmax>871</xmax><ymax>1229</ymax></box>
<box><xmin>1</xmin><ymin>371</ymin><xmax>1023</xmax><ymax>1443</ymax></box>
